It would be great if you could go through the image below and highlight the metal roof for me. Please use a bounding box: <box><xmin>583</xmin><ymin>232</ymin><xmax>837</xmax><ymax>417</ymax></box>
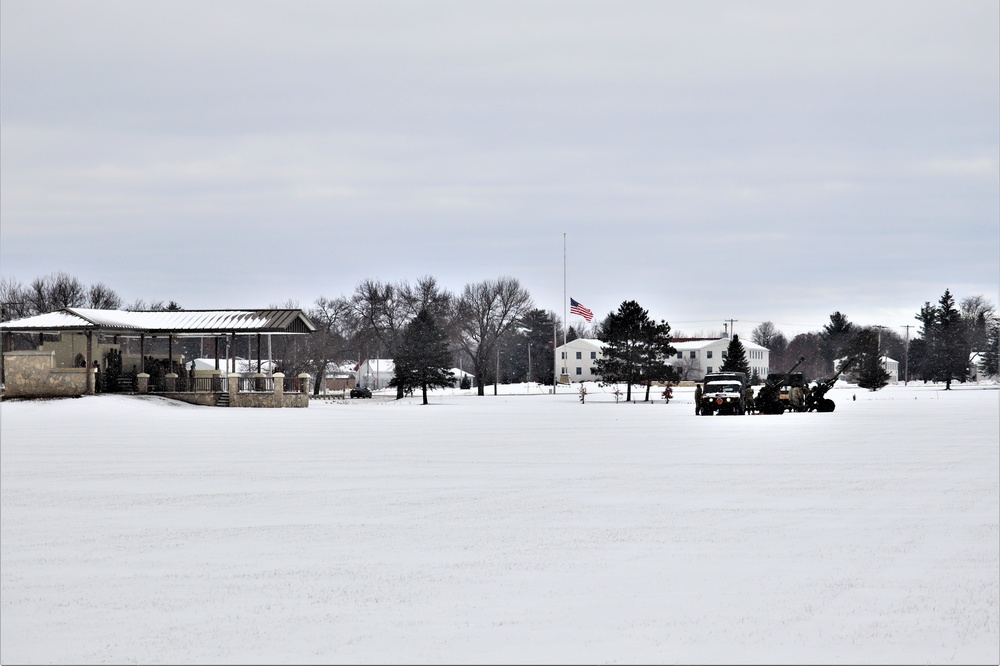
<box><xmin>0</xmin><ymin>308</ymin><xmax>316</xmax><ymax>335</ymax></box>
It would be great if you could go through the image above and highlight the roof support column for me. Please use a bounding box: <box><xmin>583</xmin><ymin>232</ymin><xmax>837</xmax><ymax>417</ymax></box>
<box><xmin>230</xmin><ymin>331</ymin><xmax>236</xmax><ymax>374</ymax></box>
<box><xmin>140</xmin><ymin>334</ymin><xmax>145</xmax><ymax>374</ymax></box>
<box><xmin>257</xmin><ymin>333</ymin><xmax>261</xmax><ymax>373</ymax></box>
<box><xmin>86</xmin><ymin>330</ymin><xmax>94</xmax><ymax>395</ymax></box>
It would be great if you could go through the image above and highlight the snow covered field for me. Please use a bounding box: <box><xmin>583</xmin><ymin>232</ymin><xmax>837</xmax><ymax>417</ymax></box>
<box><xmin>1</xmin><ymin>383</ymin><xmax>998</xmax><ymax>665</ymax></box>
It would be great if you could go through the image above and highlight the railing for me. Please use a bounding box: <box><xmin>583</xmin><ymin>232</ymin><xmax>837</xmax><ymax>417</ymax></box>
<box><xmin>178</xmin><ymin>376</ymin><xmax>229</xmax><ymax>392</ymax></box>
<box><xmin>238</xmin><ymin>376</ymin><xmax>274</xmax><ymax>392</ymax></box>
<box><xmin>97</xmin><ymin>372</ymin><xmax>306</xmax><ymax>397</ymax></box>
<box><xmin>97</xmin><ymin>373</ymin><xmax>230</xmax><ymax>394</ymax></box>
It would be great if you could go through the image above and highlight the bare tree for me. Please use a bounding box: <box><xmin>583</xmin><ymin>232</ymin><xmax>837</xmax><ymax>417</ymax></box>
<box><xmin>400</xmin><ymin>276</ymin><xmax>455</xmax><ymax>322</ymax></box>
<box><xmin>0</xmin><ymin>276</ymin><xmax>30</xmax><ymax>320</ymax></box>
<box><xmin>675</xmin><ymin>354</ymin><xmax>702</xmax><ymax>381</ymax></box>
<box><xmin>303</xmin><ymin>296</ymin><xmax>352</xmax><ymax>395</ymax></box>
<box><xmin>350</xmin><ymin>279</ymin><xmax>410</xmax><ymax>358</ymax></box>
<box><xmin>457</xmin><ymin>276</ymin><xmax>534</xmax><ymax>396</ymax></box>
<box><xmin>751</xmin><ymin>321</ymin><xmax>788</xmax><ymax>371</ymax></box>
<box><xmin>124</xmin><ymin>299</ymin><xmax>179</xmax><ymax>311</ymax></box>
<box><xmin>961</xmin><ymin>295</ymin><xmax>997</xmax><ymax>354</ymax></box>
<box><xmin>27</xmin><ymin>272</ymin><xmax>86</xmax><ymax>313</ymax></box>
<box><xmin>87</xmin><ymin>283</ymin><xmax>123</xmax><ymax>309</ymax></box>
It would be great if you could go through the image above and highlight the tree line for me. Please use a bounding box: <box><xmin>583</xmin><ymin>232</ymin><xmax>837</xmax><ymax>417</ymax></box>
<box><xmin>748</xmin><ymin>290</ymin><xmax>999</xmax><ymax>389</ymax></box>
<box><xmin>3</xmin><ymin>273</ymin><xmax>997</xmax><ymax>395</ymax></box>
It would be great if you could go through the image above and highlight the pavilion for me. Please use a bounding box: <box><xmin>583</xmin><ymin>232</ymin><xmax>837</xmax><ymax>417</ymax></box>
<box><xmin>1</xmin><ymin>308</ymin><xmax>315</xmax><ymax>406</ymax></box>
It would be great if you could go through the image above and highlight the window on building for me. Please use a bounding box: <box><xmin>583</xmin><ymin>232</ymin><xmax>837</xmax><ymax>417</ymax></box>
<box><xmin>690</xmin><ymin>351</ymin><xmax>696</xmax><ymax>359</ymax></box>
<box><xmin>590</xmin><ymin>351</ymin><xmax>596</xmax><ymax>359</ymax></box>
<box><xmin>576</xmin><ymin>367</ymin><xmax>582</xmax><ymax>375</ymax></box>
<box><xmin>722</xmin><ymin>351</ymin><xmax>728</xmax><ymax>358</ymax></box>
<box><xmin>706</xmin><ymin>366</ymin><xmax>712</xmax><ymax>373</ymax></box>
<box><xmin>576</xmin><ymin>351</ymin><xmax>582</xmax><ymax>359</ymax></box>
<box><xmin>677</xmin><ymin>352</ymin><xmax>683</xmax><ymax>359</ymax></box>
<box><xmin>590</xmin><ymin>367</ymin><xmax>597</xmax><ymax>375</ymax></box>
<box><xmin>561</xmin><ymin>366</ymin><xmax>567</xmax><ymax>375</ymax></box>
<box><xmin>706</xmin><ymin>351</ymin><xmax>713</xmax><ymax>359</ymax></box>
<box><xmin>561</xmin><ymin>352</ymin><xmax>566</xmax><ymax>359</ymax></box>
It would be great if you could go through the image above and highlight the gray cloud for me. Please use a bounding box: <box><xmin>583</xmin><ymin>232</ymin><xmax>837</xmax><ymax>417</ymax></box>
<box><xmin>2</xmin><ymin>0</ymin><xmax>996</xmax><ymax>338</ymax></box>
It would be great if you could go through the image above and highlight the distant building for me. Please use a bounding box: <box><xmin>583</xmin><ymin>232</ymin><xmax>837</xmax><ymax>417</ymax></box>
<box><xmin>356</xmin><ymin>358</ymin><xmax>395</xmax><ymax>390</ymax></box>
<box><xmin>555</xmin><ymin>339</ymin><xmax>606</xmax><ymax>383</ymax></box>
<box><xmin>837</xmin><ymin>355</ymin><xmax>899</xmax><ymax>384</ymax></box>
<box><xmin>670</xmin><ymin>337</ymin><xmax>771</xmax><ymax>382</ymax></box>
<box><xmin>555</xmin><ymin>336</ymin><xmax>771</xmax><ymax>384</ymax></box>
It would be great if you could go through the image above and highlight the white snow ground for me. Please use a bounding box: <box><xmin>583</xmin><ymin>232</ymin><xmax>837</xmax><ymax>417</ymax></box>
<box><xmin>1</xmin><ymin>382</ymin><xmax>998</xmax><ymax>665</ymax></box>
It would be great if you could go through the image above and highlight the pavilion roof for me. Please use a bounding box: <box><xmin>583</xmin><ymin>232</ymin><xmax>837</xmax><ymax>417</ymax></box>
<box><xmin>0</xmin><ymin>308</ymin><xmax>315</xmax><ymax>336</ymax></box>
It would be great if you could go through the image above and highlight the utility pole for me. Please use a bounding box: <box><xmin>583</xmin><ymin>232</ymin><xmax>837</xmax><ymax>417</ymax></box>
<box><xmin>725</xmin><ymin>319</ymin><xmax>738</xmax><ymax>340</ymax></box>
<box><xmin>874</xmin><ymin>325</ymin><xmax>888</xmax><ymax>374</ymax></box>
<box><xmin>900</xmin><ymin>324</ymin><xmax>913</xmax><ymax>385</ymax></box>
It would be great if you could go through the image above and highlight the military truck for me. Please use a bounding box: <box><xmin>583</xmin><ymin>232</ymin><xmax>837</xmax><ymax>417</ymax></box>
<box><xmin>699</xmin><ymin>371</ymin><xmax>748</xmax><ymax>416</ymax></box>
<box><xmin>756</xmin><ymin>357</ymin><xmax>806</xmax><ymax>415</ymax></box>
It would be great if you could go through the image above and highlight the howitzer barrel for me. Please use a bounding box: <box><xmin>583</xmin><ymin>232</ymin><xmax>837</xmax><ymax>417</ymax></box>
<box><xmin>817</xmin><ymin>355</ymin><xmax>860</xmax><ymax>389</ymax></box>
<box><xmin>767</xmin><ymin>356</ymin><xmax>806</xmax><ymax>388</ymax></box>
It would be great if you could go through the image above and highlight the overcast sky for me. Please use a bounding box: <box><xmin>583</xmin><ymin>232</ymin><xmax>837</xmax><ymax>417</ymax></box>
<box><xmin>2</xmin><ymin>1</ymin><xmax>997</xmax><ymax>340</ymax></box>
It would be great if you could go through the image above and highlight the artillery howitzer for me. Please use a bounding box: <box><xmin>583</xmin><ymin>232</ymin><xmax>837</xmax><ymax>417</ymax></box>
<box><xmin>805</xmin><ymin>355</ymin><xmax>859</xmax><ymax>413</ymax></box>
<box><xmin>755</xmin><ymin>356</ymin><xmax>806</xmax><ymax>415</ymax></box>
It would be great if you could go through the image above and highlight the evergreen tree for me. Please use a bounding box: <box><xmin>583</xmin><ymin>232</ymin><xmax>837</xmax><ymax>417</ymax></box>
<box><xmin>718</xmin><ymin>335</ymin><xmax>752</xmax><ymax>378</ymax></box>
<box><xmin>914</xmin><ymin>289</ymin><xmax>970</xmax><ymax>389</ymax></box>
<box><xmin>637</xmin><ymin>317</ymin><xmax>677</xmax><ymax>402</ymax></box>
<box><xmin>390</xmin><ymin>308</ymin><xmax>455</xmax><ymax>404</ymax></box>
<box><xmin>594</xmin><ymin>300</ymin><xmax>674</xmax><ymax>402</ymax></box>
<box><xmin>981</xmin><ymin>322</ymin><xmax>1000</xmax><ymax>378</ymax></box>
<box><xmin>852</xmin><ymin>328</ymin><xmax>890</xmax><ymax>391</ymax></box>
<box><xmin>933</xmin><ymin>289</ymin><xmax>968</xmax><ymax>389</ymax></box>
<box><xmin>821</xmin><ymin>311</ymin><xmax>854</xmax><ymax>373</ymax></box>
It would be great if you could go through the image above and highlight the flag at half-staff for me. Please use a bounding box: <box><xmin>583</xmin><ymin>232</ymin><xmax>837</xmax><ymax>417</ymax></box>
<box><xmin>570</xmin><ymin>298</ymin><xmax>594</xmax><ymax>323</ymax></box>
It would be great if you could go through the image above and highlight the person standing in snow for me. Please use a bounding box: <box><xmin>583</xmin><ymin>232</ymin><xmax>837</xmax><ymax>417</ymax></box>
<box><xmin>694</xmin><ymin>383</ymin><xmax>702</xmax><ymax>415</ymax></box>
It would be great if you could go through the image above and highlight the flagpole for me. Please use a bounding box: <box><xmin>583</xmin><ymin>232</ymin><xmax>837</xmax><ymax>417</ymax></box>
<box><xmin>563</xmin><ymin>233</ymin><xmax>568</xmax><ymax>388</ymax></box>
<box><xmin>563</xmin><ymin>232</ymin><xmax>567</xmax><ymax>349</ymax></box>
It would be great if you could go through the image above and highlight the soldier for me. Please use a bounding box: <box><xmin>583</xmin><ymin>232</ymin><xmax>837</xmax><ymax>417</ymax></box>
<box><xmin>790</xmin><ymin>384</ymin><xmax>804</xmax><ymax>412</ymax></box>
<box><xmin>745</xmin><ymin>385</ymin><xmax>755</xmax><ymax>414</ymax></box>
<box><xmin>694</xmin><ymin>383</ymin><xmax>702</xmax><ymax>415</ymax></box>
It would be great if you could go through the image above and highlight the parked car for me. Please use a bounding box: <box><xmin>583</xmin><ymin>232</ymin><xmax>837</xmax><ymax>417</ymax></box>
<box><xmin>350</xmin><ymin>386</ymin><xmax>372</xmax><ymax>399</ymax></box>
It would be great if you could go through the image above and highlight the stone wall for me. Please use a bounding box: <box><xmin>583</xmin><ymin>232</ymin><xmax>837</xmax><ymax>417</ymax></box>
<box><xmin>3</xmin><ymin>351</ymin><xmax>91</xmax><ymax>398</ymax></box>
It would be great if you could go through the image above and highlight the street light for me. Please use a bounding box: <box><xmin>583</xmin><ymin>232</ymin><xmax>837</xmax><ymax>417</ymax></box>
<box><xmin>525</xmin><ymin>342</ymin><xmax>531</xmax><ymax>391</ymax></box>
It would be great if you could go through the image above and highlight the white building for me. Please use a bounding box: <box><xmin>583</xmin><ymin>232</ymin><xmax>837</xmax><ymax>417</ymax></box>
<box><xmin>555</xmin><ymin>339</ymin><xmax>606</xmax><ymax>383</ymax></box>
<box><xmin>556</xmin><ymin>335</ymin><xmax>771</xmax><ymax>384</ymax></box>
<box><xmin>882</xmin><ymin>356</ymin><xmax>899</xmax><ymax>383</ymax></box>
<box><xmin>836</xmin><ymin>355</ymin><xmax>899</xmax><ymax>384</ymax></box>
<box><xmin>356</xmin><ymin>358</ymin><xmax>395</xmax><ymax>390</ymax></box>
<box><xmin>670</xmin><ymin>336</ymin><xmax>771</xmax><ymax>382</ymax></box>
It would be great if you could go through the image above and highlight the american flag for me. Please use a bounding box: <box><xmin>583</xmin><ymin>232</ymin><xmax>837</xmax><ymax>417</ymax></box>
<box><xmin>570</xmin><ymin>298</ymin><xmax>594</xmax><ymax>323</ymax></box>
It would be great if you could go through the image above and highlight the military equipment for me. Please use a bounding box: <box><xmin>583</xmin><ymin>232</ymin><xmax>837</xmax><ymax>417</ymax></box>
<box><xmin>755</xmin><ymin>356</ymin><xmax>806</xmax><ymax>415</ymax></box>
<box><xmin>699</xmin><ymin>378</ymin><xmax>747</xmax><ymax>415</ymax></box>
<box><xmin>765</xmin><ymin>370</ymin><xmax>807</xmax><ymax>410</ymax></box>
<box><xmin>698</xmin><ymin>371</ymin><xmax>749</xmax><ymax>415</ymax></box>
<box><xmin>805</xmin><ymin>356</ymin><xmax>859</xmax><ymax>412</ymax></box>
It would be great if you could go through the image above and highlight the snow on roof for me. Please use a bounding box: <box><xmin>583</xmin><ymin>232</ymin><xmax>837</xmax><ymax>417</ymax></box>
<box><xmin>360</xmin><ymin>359</ymin><xmax>396</xmax><ymax>373</ymax></box>
<box><xmin>0</xmin><ymin>308</ymin><xmax>315</xmax><ymax>334</ymax></box>
<box><xmin>556</xmin><ymin>338</ymin><xmax>606</xmax><ymax>351</ymax></box>
<box><xmin>672</xmin><ymin>337</ymin><xmax>769</xmax><ymax>352</ymax></box>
